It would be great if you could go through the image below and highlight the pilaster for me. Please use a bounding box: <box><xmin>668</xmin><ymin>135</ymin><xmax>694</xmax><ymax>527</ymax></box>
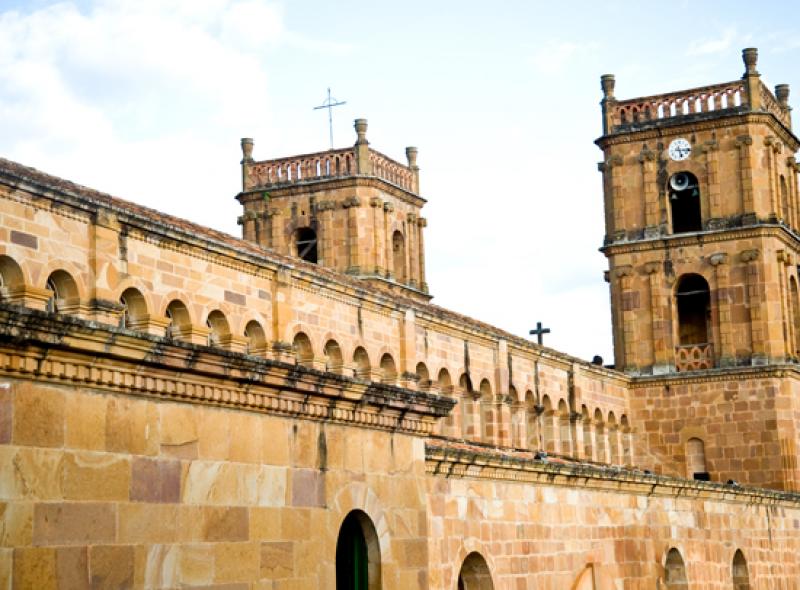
<box><xmin>735</xmin><ymin>135</ymin><xmax>755</xmax><ymax>216</ymax></box>
<box><xmin>645</xmin><ymin>261</ymin><xmax>670</xmax><ymax>373</ymax></box>
<box><xmin>741</xmin><ymin>248</ymin><xmax>766</xmax><ymax>363</ymax></box>
<box><xmin>710</xmin><ymin>253</ymin><xmax>734</xmax><ymax>366</ymax></box>
<box><xmin>615</xmin><ymin>264</ymin><xmax>636</xmax><ymax>371</ymax></box>
<box><xmin>639</xmin><ymin>144</ymin><xmax>658</xmax><ymax>231</ymax></box>
<box><xmin>417</xmin><ymin>217</ymin><xmax>428</xmax><ymax>292</ymax></box>
<box><xmin>89</xmin><ymin>209</ymin><xmax>123</xmax><ymax>324</ymax></box>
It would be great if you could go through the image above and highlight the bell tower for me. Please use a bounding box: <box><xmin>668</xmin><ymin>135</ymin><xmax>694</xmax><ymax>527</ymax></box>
<box><xmin>597</xmin><ymin>48</ymin><xmax>800</xmax><ymax>374</ymax></box>
<box><xmin>236</xmin><ymin>118</ymin><xmax>430</xmax><ymax>301</ymax></box>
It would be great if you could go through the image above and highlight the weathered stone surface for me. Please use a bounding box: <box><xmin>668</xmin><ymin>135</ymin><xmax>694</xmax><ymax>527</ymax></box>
<box><xmin>32</xmin><ymin>503</ymin><xmax>115</xmax><ymax>545</ymax></box>
<box><xmin>130</xmin><ymin>457</ymin><xmax>180</xmax><ymax>503</ymax></box>
<box><xmin>89</xmin><ymin>545</ymin><xmax>134</xmax><ymax>590</ymax></box>
<box><xmin>62</xmin><ymin>452</ymin><xmax>129</xmax><ymax>501</ymax></box>
<box><xmin>12</xmin><ymin>384</ymin><xmax>64</xmax><ymax>448</ymax></box>
<box><xmin>260</xmin><ymin>541</ymin><xmax>294</xmax><ymax>579</ymax></box>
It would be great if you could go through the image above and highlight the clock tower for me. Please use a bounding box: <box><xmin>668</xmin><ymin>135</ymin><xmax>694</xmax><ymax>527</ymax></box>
<box><xmin>596</xmin><ymin>48</ymin><xmax>800</xmax><ymax>375</ymax></box>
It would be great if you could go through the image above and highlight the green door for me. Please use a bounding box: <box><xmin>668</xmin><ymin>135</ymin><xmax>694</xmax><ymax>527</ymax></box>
<box><xmin>336</xmin><ymin>512</ymin><xmax>368</xmax><ymax>590</ymax></box>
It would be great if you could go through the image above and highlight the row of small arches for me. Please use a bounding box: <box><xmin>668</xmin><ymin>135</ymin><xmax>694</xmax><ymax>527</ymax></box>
<box><xmin>0</xmin><ymin>256</ymin><xmax>630</xmax><ymax>461</ymax></box>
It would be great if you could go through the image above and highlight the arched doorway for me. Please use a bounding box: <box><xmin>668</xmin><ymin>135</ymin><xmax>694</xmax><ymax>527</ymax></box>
<box><xmin>336</xmin><ymin>510</ymin><xmax>381</xmax><ymax>589</ymax></box>
<box><xmin>457</xmin><ymin>552</ymin><xmax>493</xmax><ymax>590</ymax></box>
<box><xmin>664</xmin><ymin>547</ymin><xmax>688</xmax><ymax>589</ymax></box>
<box><xmin>732</xmin><ymin>549</ymin><xmax>750</xmax><ymax>590</ymax></box>
<box><xmin>675</xmin><ymin>274</ymin><xmax>712</xmax><ymax>370</ymax></box>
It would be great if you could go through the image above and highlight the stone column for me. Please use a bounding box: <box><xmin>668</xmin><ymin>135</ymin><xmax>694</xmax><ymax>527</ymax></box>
<box><xmin>399</xmin><ymin>309</ymin><xmax>416</xmax><ymax>388</ymax></box>
<box><xmin>614</xmin><ymin>265</ymin><xmax>636</xmax><ymax>372</ymax></box>
<box><xmin>645</xmin><ymin>261</ymin><xmax>670</xmax><ymax>373</ymax></box>
<box><xmin>238</xmin><ymin>211</ymin><xmax>256</xmax><ymax>242</ymax></box>
<box><xmin>600</xmin><ymin>74</ymin><xmax>617</xmax><ymax>135</ymax></box>
<box><xmin>639</xmin><ymin>144</ymin><xmax>659</xmax><ymax>233</ymax></box>
<box><xmin>407</xmin><ymin>212</ymin><xmax>418</xmax><ymax>288</ymax></box>
<box><xmin>316</xmin><ymin>202</ymin><xmax>335</xmax><ymax>266</ymax></box>
<box><xmin>777</xmin><ymin>250</ymin><xmax>794</xmax><ymax>360</ymax></box>
<box><xmin>765</xmin><ymin>136</ymin><xmax>781</xmax><ymax>219</ymax></box>
<box><xmin>584</xmin><ymin>419</ymin><xmax>597</xmax><ymax>462</ymax></box>
<box><xmin>571</xmin><ymin>412</ymin><xmax>584</xmax><ymax>460</ymax></box>
<box><xmin>270</xmin><ymin>267</ymin><xmax>294</xmax><ymax>362</ymax></box>
<box><xmin>467</xmin><ymin>393</ymin><xmax>482</xmax><ymax>442</ymax></box>
<box><xmin>701</xmin><ymin>140</ymin><xmax>721</xmax><ymax>221</ymax></box>
<box><xmin>383</xmin><ymin>202</ymin><xmax>394</xmax><ymax>279</ymax></box>
<box><xmin>270</xmin><ymin>208</ymin><xmax>285</xmax><ymax>256</ymax></box>
<box><xmin>343</xmin><ymin>196</ymin><xmax>361</xmax><ymax>274</ymax></box>
<box><xmin>742</xmin><ymin>48</ymin><xmax>762</xmax><ymax>111</ymax></box>
<box><xmin>89</xmin><ymin>209</ymin><xmax>124</xmax><ymax>324</ymax></box>
<box><xmin>736</xmin><ymin>135</ymin><xmax>755</xmax><ymax>218</ymax></box>
<box><xmin>240</xmin><ymin>137</ymin><xmax>254</xmax><ymax>191</ymax></box>
<box><xmin>417</xmin><ymin>217</ymin><xmax>428</xmax><ymax>292</ymax></box>
<box><xmin>710</xmin><ymin>253</ymin><xmax>734</xmax><ymax>366</ymax></box>
<box><xmin>787</xmin><ymin>158</ymin><xmax>800</xmax><ymax>231</ymax></box>
<box><xmin>370</xmin><ymin>197</ymin><xmax>384</xmax><ymax>275</ymax></box>
<box><xmin>608</xmin><ymin>155</ymin><xmax>625</xmax><ymax>239</ymax></box>
<box><xmin>741</xmin><ymin>249</ymin><xmax>766</xmax><ymax>363</ymax></box>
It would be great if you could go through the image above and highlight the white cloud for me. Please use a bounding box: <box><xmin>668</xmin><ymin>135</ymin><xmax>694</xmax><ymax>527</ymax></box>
<box><xmin>530</xmin><ymin>41</ymin><xmax>592</xmax><ymax>75</ymax></box>
<box><xmin>686</xmin><ymin>27</ymin><xmax>737</xmax><ymax>56</ymax></box>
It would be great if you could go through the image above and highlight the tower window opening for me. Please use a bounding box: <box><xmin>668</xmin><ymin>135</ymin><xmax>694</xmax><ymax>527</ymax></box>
<box><xmin>295</xmin><ymin>227</ymin><xmax>318</xmax><ymax>263</ymax></box>
<box><xmin>669</xmin><ymin>171</ymin><xmax>702</xmax><ymax>233</ymax></box>
<box><xmin>676</xmin><ymin>274</ymin><xmax>710</xmax><ymax>346</ymax></box>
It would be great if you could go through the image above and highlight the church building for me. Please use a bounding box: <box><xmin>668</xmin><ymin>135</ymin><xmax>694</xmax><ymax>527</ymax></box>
<box><xmin>0</xmin><ymin>47</ymin><xmax>798</xmax><ymax>588</ymax></box>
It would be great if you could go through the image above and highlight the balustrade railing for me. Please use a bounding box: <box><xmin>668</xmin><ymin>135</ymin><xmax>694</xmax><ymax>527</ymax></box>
<box><xmin>244</xmin><ymin>147</ymin><xmax>416</xmax><ymax>192</ymax></box>
<box><xmin>609</xmin><ymin>79</ymin><xmax>790</xmax><ymax>132</ymax></box>
<box><xmin>675</xmin><ymin>343</ymin><xmax>714</xmax><ymax>372</ymax></box>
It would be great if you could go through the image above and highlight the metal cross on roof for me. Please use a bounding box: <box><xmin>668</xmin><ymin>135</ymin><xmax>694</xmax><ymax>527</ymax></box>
<box><xmin>313</xmin><ymin>88</ymin><xmax>347</xmax><ymax>150</ymax></box>
<box><xmin>529</xmin><ymin>321</ymin><xmax>551</xmax><ymax>346</ymax></box>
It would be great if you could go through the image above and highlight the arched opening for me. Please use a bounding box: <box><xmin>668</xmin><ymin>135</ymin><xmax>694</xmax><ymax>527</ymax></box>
<box><xmin>165</xmin><ymin>299</ymin><xmax>191</xmax><ymax>339</ymax></box>
<box><xmin>479</xmin><ymin>379</ymin><xmax>494</xmax><ymax>443</ymax></box>
<box><xmin>459</xmin><ymin>373</ymin><xmax>476</xmax><ymax>440</ymax></box>
<box><xmin>437</xmin><ymin>368</ymin><xmax>452</xmax><ymax>392</ymax></box>
<box><xmin>379</xmin><ymin>353</ymin><xmax>396</xmax><ymax>384</ymax></box>
<box><xmin>244</xmin><ymin>320</ymin><xmax>267</xmax><ymax>355</ymax></box>
<box><xmin>558</xmin><ymin>399</ymin><xmax>571</xmax><ymax>456</ymax></box>
<box><xmin>457</xmin><ymin>551</ymin><xmax>494</xmax><ymax>590</ymax></box>
<box><xmin>335</xmin><ymin>510</ymin><xmax>381</xmax><ymax>590</ymax></box>
<box><xmin>607</xmin><ymin>411</ymin><xmax>619</xmax><ymax>464</ymax></box>
<box><xmin>664</xmin><ymin>548</ymin><xmax>688</xmax><ymax>589</ymax></box>
<box><xmin>415</xmin><ymin>362</ymin><xmax>431</xmax><ymax>390</ymax></box>
<box><xmin>45</xmin><ymin>270</ymin><xmax>79</xmax><ymax>313</ymax></box>
<box><xmin>293</xmin><ymin>332</ymin><xmax>314</xmax><ymax>367</ymax></box>
<box><xmin>0</xmin><ymin>256</ymin><xmax>24</xmax><ymax>298</ymax></box>
<box><xmin>295</xmin><ymin>227</ymin><xmax>318</xmax><ymax>264</ymax></box>
<box><xmin>669</xmin><ymin>171</ymin><xmax>701</xmax><ymax>233</ymax></box>
<box><xmin>119</xmin><ymin>287</ymin><xmax>147</xmax><ymax>329</ymax></box>
<box><xmin>582</xmin><ymin>405</ymin><xmax>593</xmax><ymax>460</ymax></box>
<box><xmin>676</xmin><ymin>274</ymin><xmax>710</xmax><ymax>345</ymax></box>
<box><xmin>392</xmin><ymin>231</ymin><xmax>406</xmax><ymax>283</ymax></box>
<box><xmin>732</xmin><ymin>549</ymin><xmax>750</xmax><ymax>590</ymax></box>
<box><xmin>324</xmin><ymin>339</ymin><xmax>344</xmax><ymax>374</ymax></box>
<box><xmin>542</xmin><ymin>395</ymin><xmax>556</xmax><ymax>454</ymax></box>
<box><xmin>686</xmin><ymin>437</ymin><xmax>709</xmax><ymax>480</ymax></box>
<box><xmin>353</xmin><ymin>347</ymin><xmax>371</xmax><ymax>379</ymax></box>
<box><xmin>526</xmin><ymin>391</ymin><xmax>539</xmax><ymax>451</ymax></box>
<box><xmin>620</xmin><ymin>415</ymin><xmax>632</xmax><ymax>465</ymax></box>
<box><xmin>205</xmin><ymin>310</ymin><xmax>230</xmax><ymax>347</ymax></box>
<box><xmin>791</xmin><ymin>276</ymin><xmax>800</xmax><ymax>357</ymax></box>
<box><xmin>594</xmin><ymin>408</ymin><xmax>606</xmax><ymax>463</ymax></box>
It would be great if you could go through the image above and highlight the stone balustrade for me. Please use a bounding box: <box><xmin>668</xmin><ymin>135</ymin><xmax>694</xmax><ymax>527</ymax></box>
<box><xmin>675</xmin><ymin>343</ymin><xmax>714</xmax><ymax>372</ymax></box>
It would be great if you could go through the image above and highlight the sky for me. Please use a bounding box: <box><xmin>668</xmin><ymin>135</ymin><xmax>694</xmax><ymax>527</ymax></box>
<box><xmin>1</xmin><ymin>0</ymin><xmax>798</xmax><ymax>364</ymax></box>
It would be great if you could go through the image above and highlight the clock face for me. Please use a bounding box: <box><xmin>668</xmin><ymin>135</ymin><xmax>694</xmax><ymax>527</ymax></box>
<box><xmin>668</xmin><ymin>138</ymin><xmax>692</xmax><ymax>161</ymax></box>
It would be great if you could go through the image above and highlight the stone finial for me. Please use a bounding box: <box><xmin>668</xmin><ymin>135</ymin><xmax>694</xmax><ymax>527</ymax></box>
<box><xmin>742</xmin><ymin>48</ymin><xmax>759</xmax><ymax>75</ymax></box>
<box><xmin>405</xmin><ymin>146</ymin><xmax>418</xmax><ymax>168</ymax></box>
<box><xmin>354</xmin><ymin>119</ymin><xmax>368</xmax><ymax>145</ymax></box>
<box><xmin>601</xmin><ymin>74</ymin><xmax>615</xmax><ymax>99</ymax></box>
<box><xmin>775</xmin><ymin>84</ymin><xmax>791</xmax><ymax>108</ymax></box>
<box><xmin>241</xmin><ymin>138</ymin><xmax>254</xmax><ymax>162</ymax></box>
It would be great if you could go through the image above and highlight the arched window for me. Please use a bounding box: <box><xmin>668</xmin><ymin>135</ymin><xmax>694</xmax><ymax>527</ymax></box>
<box><xmin>119</xmin><ymin>288</ymin><xmax>147</xmax><ymax>329</ymax></box>
<box><xmin>669</xmin><ymin>171</ymin><xmax>701</xmax><ymax>233</ymax></box>
<box><xmin>526</xmin><ymin>391</ymin><xmax>539</xmax><ymax>451</ymax></box>
<box><xmin>415</xmin><ymin>362</ymin><xmax>431</xmax><ymax>390</ymax></box>
<box><xmin>594</xmin><ymin>408</ymin><xmax>606</xmax><ymax>463</ymax></box>
<box><xmin>459</xmin><ymin>373</ymin><xmax>476</xmax><ymax>440</ymax></box>
<box><xmin>791</xmin><ymin>276</ymin><xmax>800</xmax><ymax>356</ymax></box>
<box><xmin>45</xmin><ymin>270</ymin><xmax>79</xmax><ymax>314</ymax></box>
<box><xmin>324</xmin><ymin>340</ymin><xmax>344</xmax><ymax>374</ymax></box>
<box><xmin>165</xmin><ymin>299</ymin><xmax>191</xmax><ymax>339</ymax></box>
<box><xmin>582</xmin><ymin>405</ymin><xmax>593</xmax><ymax>460</ymax></box>
<box><xmin>558</xmin><ymin>399</ymin><xmax>571</xmax><ymax>456</ymax></box>
<box><xmin>437</xmin><ymin>368</ymin><xmax>452</xmax><ymax>392</ymax></box>
<box><xmin>686</xmin><ymin>437</ymin><xmax>709</xmax><ymax>480</ymax></box>
<box><xmin>606</xmin><ymin>411</ymin><xmax>618</xmax><ymax>463</ymax></box>
<box><xmin>664</xmin><ymin>548</ymin><xmax>688</xmax><ymax>589</ymax></box>
<box><xmin>457</xmin><ymin>551</ymin><xmax>494</xmax><ymax>590</ymax></box>
<box><xmin>244</xmin><ymin>320</ymin><xmax>267</xmax><ymax>355</ymax></box>
<box><xmin>293</xmin><ymin>332</ymin><xmax>314</xmax><ymax>367</ymax></box>
<box><xmin>676</xmin><ymin>274</ymin><xmax>711</xmax><ymax>346</ymax></box>
<box><xmin>541</xmin><ymin>395</ymin><xmax>555</xmax><ymax>454</ymax></box>
<box><xmin>295</xmin><ymin>227</ymin><xmax>318</xmax><ymax>263</ymax></box>
<box><xmin>335</xmin><ymin>510</ymin><xmax>381</xmax><ymax>590</ymax></box>
<box><xmin>479</xmin><ymin>379</ymin><xmax>493</xmax><ymax>443</ymax></box>
<box><xmin>392</xmin><ymin>231</ymin><xmax>406</xmax><ymax>283</ymax></box>
<box><xmin>732</xmin><ymin>549</ymin><xmax>750</xmax><ymax>590</ymax></box>
<box><xmin>0</xmin><ymin>256</ymin><xmax>24</xmax><ymax>299</ymax></box>
<box><xmin>353</xmin><ymin>347</ymin><xmax>371</xmax><ymax>379</ymax></box>
<box><xmin>205</xmin><ymin>310</ymin><xmax>230</xmax><ymax>347</ymax></box>
<box><xmin>379</xmin><ymin>353</ymin><xmax>397</xmax><ymax>384</ymax></box>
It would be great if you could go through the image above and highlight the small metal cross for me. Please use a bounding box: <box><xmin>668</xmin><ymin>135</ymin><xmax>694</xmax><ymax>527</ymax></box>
<box><xmin>313</xmin><ymin>88</ymin><xmax>346</xmax><ymax>150</ymax></box>
<box><xmin>529</xmin><ymin>322</ymin><xmax>551</xmax><ymax>346</ymax></box>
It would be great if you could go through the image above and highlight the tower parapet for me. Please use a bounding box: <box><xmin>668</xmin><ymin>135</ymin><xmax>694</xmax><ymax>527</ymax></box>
<box><xmin>236</xmin><ymin>119</ymin><xmax>430</xmax><ymax>300</ymax></box>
